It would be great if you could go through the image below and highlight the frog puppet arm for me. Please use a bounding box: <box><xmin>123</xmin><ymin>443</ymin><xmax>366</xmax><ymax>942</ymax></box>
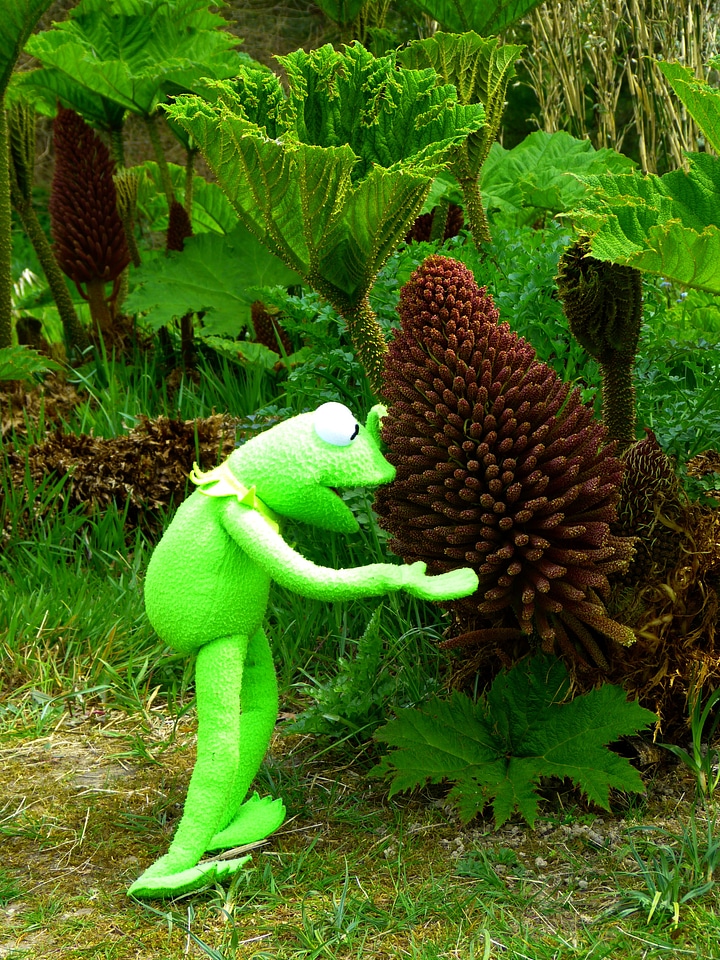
<box><xmin>128</xmin><ymin>404</ymin><xmax>478</xmax><ymax>898</ymax></box>
<box><xmin>219</xmin><ymin>499</ymin><xmax>479</xmax><ymax>602</ymax></box>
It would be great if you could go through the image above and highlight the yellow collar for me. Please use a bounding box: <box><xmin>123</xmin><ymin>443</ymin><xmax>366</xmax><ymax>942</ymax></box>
<box><xmin>189</xmin><ymin>461</ymin><xmax>280</xmax><ymax>533</ymax></box>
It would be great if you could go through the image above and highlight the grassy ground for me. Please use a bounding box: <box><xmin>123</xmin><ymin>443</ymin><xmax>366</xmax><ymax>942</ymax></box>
<box><xmin>1</xmin><ymin>702</ymin><xmax>719</xmax><ymax>960</ymax></box>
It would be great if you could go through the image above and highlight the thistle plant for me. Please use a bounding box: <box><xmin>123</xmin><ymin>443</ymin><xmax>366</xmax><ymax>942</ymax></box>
<box><xmin>49</xmin><ymin>107</ymin><xmax>130</xmax><ymax>335</ymax></box>
<box><xmin>375</xmin><ymin>254</ymin><xmax>636</xmax><ymax>670</ymax></box>
<box><xmin>556</xmin><ymin>236</ymin><xmax>643</xmax><ymax>451</ymax></box>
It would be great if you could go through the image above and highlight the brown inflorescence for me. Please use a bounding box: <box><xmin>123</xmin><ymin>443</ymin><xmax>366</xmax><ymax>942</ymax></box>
<box><xmin>166</xmin><ymin>200</ymin><xmax>193</xmax><ymax>253</ymax></box>
<box><xmin>375</xmin><ymin>254</ymin><xmax>636</xmax><ymax>670</ymax></box>
<box><xmin>615</xmin><ymin>428</ymin><xmax>684</xmax><ymax>582</ymax></box>
<box><xmin>405</xmin><ymin>203</ymin><xmax>465</xmax><ymax>243</ymax></box>
<box><xmin>50</xmin><ymin>107</ymin><xmax>130</xmax><ymax>293</ymax></box>
<box><xmin>250</xmin><ymin>301</ymin><xmax>293</xmax><ymax>356</ymax></box>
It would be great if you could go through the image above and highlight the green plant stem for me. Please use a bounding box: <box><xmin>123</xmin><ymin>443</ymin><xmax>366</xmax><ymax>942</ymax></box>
<box><xmin>121</xmin><ymin>212</ymin><xmax>142</xmax><ymax>268</ymax></box>
<box><xmin>109</xmin><ymin>125</ymin><xmax>126</xmax><ymax>168</ymax></box>
<box><xmin>85</xmin><ymin>277</ymin><xmax>112</xmax><ymax>334</ymax></box>
<box><xmin>184</xmin><ymin>147</ymin><xmax>196</xmax><ymax>216</ymax></box>
<box><xmin>601</xmin><ymin>358</ymin><xmax>636</xmax><ymax>450</ymax></box>
<box><xmin>0</xmin><ymin>104</ymin><xmax>13</xmax><ymax>349</ymax></box>
<box><xmin>457</xmin><ymin>175</ymin><xmax>491</xmax><ymax>248</ymax></box>
<box><xmin>330</xmin><ymin>292</ymin><xmax>387</xmax><ymax>397</ymax></box>
<box><xmin>429</xmin><ymin>198</ymin><xmax>450</xmax><ymax>242</ymax></box>
<box><xmin>12</xmin><ymin>191</ymin><xmax>89</xmax><ymax>354</ymax></box>
<box><xmin>144</xmin><ymin>113</ymin><xmax>175</xmax><ymax>208</ymax></box>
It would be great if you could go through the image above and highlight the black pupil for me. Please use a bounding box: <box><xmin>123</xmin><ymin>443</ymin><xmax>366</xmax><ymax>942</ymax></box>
<box><xmin>351</xmin><ymin>423</ymin><xmax>359</xmax><ymax>440</ymax></box>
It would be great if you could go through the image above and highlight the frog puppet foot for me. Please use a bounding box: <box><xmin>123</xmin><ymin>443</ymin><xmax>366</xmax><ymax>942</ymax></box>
<box><xmin>128</xmin><ymin>853</ymin><xmax>252</xmax><ymax>899</ymax></box>
<box><xmin>209</xmin><ymin>793</ymin><xmax>286</xmax><ymax>851</ymax></box>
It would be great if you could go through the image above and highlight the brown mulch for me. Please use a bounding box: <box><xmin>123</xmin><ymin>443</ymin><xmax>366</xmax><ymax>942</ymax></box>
<box><xmin>2</xmin><ymin>408</ymin><xmax>240</xmax><ymax>538</ymax></box>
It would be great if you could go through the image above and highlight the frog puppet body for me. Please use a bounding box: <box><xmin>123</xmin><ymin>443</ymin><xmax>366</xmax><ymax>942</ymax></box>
<box><xmin>129</xmin><ymin>402</ymin><xmax>478</xmax><ymax>897</ymax></box>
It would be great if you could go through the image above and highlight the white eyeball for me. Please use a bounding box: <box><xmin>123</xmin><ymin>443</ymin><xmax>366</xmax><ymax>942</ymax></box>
<box><xmin>314</xmin><ymin>402</ymin><xmax>360</xmax><ymax>446</ymax></box>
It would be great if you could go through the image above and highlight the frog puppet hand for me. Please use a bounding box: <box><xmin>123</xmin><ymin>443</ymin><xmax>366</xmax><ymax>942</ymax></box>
<box><xmin>398</xmin><ymin>561</ymin><xmax>479</xmax><ymax>601</ymax></box>
<box><xmin>128</xmin><ymin>402</ymin><xmax>478</xmax><ymax>898</ymax></box>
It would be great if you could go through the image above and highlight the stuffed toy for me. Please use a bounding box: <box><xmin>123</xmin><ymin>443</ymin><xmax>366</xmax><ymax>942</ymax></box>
<box><xmin>128</xmin><ymin>402</ymin><xmax>478</xmax><ymax>897</ymax></box>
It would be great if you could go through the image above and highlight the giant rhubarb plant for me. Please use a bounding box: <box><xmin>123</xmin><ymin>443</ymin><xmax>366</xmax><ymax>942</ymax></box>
<box><xmin>165</xmin><ymin>43</ymin><xmax>486</xmax><ymax>394</ymax></box>
<box><xmin>570</xmin><ymin>60</ymin><xmax>720</xmax><ymax>293</ymax></box>
<box><xmin>0</xmin><ymin>0</ymin><xmax>54</xmax><ymax>350</ymax></box>
<box><xmin>397</xmin><ymin>31</ymin><xmax>523</xmax><ymax>247</ymax></box>
<box><xmin>24</xmin><ymin>0</ymin><xmax>243</xmax><ymax>185</ymax></box>
<box><xmin>374</xmin><ymin>654</ymin><xmax>654</xmax><ymax>828</ymax></box>
<box><xmin>407</xmin><ymin>0</ymin><xmax>549</xmax><ymax>35</ymax></box>
<box><xmin>50</xmin><ymin>107</ymin><xmax>130</xmax><ymax>335</ymax></box>
<box><xmin>375</xmin><ymin>254</ymin><xmax>636</xmax><ymax>670</ymax></box>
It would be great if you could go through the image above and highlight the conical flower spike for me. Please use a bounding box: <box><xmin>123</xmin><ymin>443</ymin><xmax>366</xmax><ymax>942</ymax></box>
<box><xmin>375</xmin><ymin>254</ymin><xmax>636</xmax><ymax>669</ymax></box>
<box><xmin>50</xmin><ymin>107</ymin><xmax>130</xmax><ymax>332</ymax></box>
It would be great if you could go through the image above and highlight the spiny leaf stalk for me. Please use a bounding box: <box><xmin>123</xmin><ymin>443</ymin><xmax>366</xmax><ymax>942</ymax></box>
<box><xmin>375</xmin><ymin>254</ymin><xmax>636</xmax><ymax>669</ymax></box>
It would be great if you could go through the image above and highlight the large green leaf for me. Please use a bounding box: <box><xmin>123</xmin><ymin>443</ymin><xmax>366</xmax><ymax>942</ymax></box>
<box><xmin>374</xmin><ymin>655</ymin><xmax>655</xmax><ymax>828</ymax></box>
<box><xmin>24</xmin><ymin>0</ymin><xmax>243</xmax><ymax>118</ymax></box>
<box><xmin>281</xmin><ymin>44</ymin><xmax>485</xmax><ymax>181</ymax></box>
<box><xmin>408</xmin><ymin>0</ymin><xmax>548</xmax><ymax>35</ymax></box>
<box><xmin>8</xmin><ymin>66</ymin><xmax>125</xmax><ymax>130</ymax></box>
<box><xmin>135</xmin><ymin>160</ymin><xmax>238</xmax><ymax>235</ymax></box>
<box><xmin>0</xmin><ymin>0</ymin><xmax>54</xmax><ymax>94</ymax></box>
<box><xmin>314</xmin><ymin>0</ymin><xmax>364</xmax><ymax>24</ymax></box>
<box><xmin>167</xmin><ymin>43</ymin><xmax>486</xmax><ymax>301</ymax></box>
<box><xmin>656</xmin><ymin>60</ymin><xmax>720</xmax><ymax>156</ymax></box>
<box><xmin>398</xmin><ymin>32</ymin><xmax>522</xmax><ymax>177</ymax></box>
<box><xmin>482</xmin><ymin>130</ymin><xmax>636</xmax><ymax>227</ymax></box>
<box><xmin>0</xmin><ymin>344</ymin><xmax>61</xmax><ymax>381</ymax></box>
<box><xmin>573</xmin><ymin>153</ymin><xmax>720</xmax><ymax>293</ymax></box>
<box><xmin>125</xmin><ymin>223</ymin><xmax>301</xmax><ymax>334</ymax></box>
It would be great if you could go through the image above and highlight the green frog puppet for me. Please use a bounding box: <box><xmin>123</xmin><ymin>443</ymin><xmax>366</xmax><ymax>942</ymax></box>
<box><xmin>129</xmin><ymin>402</ymin><xmax>478</xmax><ymax>897</ymax></box>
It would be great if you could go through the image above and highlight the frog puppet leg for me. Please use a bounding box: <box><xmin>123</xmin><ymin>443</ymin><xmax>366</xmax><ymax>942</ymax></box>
<box><xmin>128</xmin><ymin>627</ymin><xmax>284</xmax><ymax>898</ymax></box>
<box><xmin>128</xmin><ymin>403</ymin><xmax>479</xmax><ymax>898</ymax></box>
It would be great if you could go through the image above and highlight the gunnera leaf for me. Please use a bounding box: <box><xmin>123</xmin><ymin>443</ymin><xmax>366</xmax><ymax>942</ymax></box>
<box><xmin>572</xmin><ymin>152</ymin><xmax>720</xmax><ymax>294</ymax></box>
<box><xmin>0</xmin><ymin>0</ymin><xmax>54</xmax><ymax>94</ymax></box>
<box><xmin>408</xmin><ymin>0</ymin><xmax>548</xmax><ymax>36</ymax></box>
<box><xmin>24</xmin><ymin>0</ymin><xmax>243</xmax><ymax>119</ymax></box>
<box><xmin>397</xmin><ymin>31</ymin><xmax>522</xmax><ymax>246</ymax></box>
<box><xmin>481</xmin><ymin>131</ymin><xmax>636</xmax><ymax>229</ymax></box>
<box><xmin>167</xmin><ymin>42</ymin><xmax>485</xmax><ymax>294</ymax></box>
<box><xmin>373</xmin><ymin>654</ymin><xmax>656</xmax><ymax>827</ymax></box>
<box><xmin>125</xmin><ymin>223</ymin><xmax>300</xmax><ymax>334</ymax></box>
<box><xmin>166</xmin><ymin>42</ymin><xmax>485</xmax><ymax>393</ymax></box>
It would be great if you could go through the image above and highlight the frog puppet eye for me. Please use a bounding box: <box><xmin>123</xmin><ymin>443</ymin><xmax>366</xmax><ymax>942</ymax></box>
<box><xmin>314</xmin><ymin>402</ymin><xmax>360</xmax><ymax>446</ymax></box>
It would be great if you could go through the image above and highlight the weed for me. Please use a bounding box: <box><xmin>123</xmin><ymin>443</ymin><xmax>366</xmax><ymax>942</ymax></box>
<box><xmin>660</xmin><ymin>684</ymin><xmax>720</xmax><ymax>803</ymax></box>
<box><xmin>614</xmin><ymin>816</ymin><xmax>720</xmax><ymax>927</ymax></box>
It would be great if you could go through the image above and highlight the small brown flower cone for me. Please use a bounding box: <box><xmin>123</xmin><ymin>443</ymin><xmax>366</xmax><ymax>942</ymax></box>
<box><xmin>166</xmin><ymin>200</ymin><xmax>193</xmax><ymax>253</ymax></box>
<box><xmin>50</xmin><ymin>107</ymin><xmax>130</xmax><ymax>290</ymax></box>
